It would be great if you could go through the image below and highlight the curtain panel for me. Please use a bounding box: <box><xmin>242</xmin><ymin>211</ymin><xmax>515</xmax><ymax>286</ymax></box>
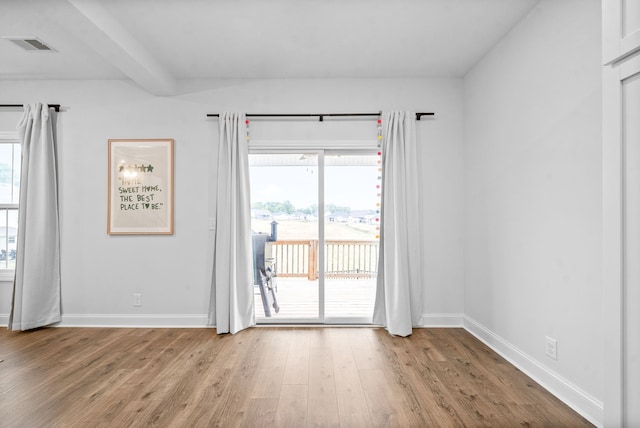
<box><xmin>8</xmin><ymin>103</ymin><xmax>61</xmax><ymax>331</ymax></box>
<box><xmin>208</xmin><ymin>112</ymin><xmax>255</xmax><ymax>334</ymax></box>
<box><xmin>372</xmin><ymin>111</ymin><xmax>423</xmax><ymax>336</ymax></box>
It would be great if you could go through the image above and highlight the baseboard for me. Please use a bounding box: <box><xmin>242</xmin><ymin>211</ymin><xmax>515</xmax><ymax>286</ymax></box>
<box><xmin>54</xmin><ymin>314</ymin><xmax>209</xmax><ymax>328</ymax></box>
<box><xmin>418</xmin><ymin>313</ymin><xmax>464</xmax><ymax>327</ymax></box>
<box><xmin>1</xmin><ymin>313</ymin><xmax>464</xmax><ymax>329</ymax></box>
<box><xmin>462</xmin><ymin>315</ymin><xmax>603</xmax><ymax>428</ymax></box>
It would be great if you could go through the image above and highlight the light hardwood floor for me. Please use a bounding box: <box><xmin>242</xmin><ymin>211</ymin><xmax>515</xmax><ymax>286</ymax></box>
<box><xmin>0</xmin><ymin>327</ymin><xmax>592</xmax><ymax>427</ymax></box>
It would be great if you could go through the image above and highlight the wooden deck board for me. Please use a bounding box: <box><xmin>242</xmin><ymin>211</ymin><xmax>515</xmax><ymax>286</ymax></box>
<box><xmin>254</xmin><ymin>277</ymin><xmax>376</xmax><ymax>320</ymax></box>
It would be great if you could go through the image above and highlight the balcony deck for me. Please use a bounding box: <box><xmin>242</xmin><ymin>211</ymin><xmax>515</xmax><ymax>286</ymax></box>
<box><xmin>254</xmin><ymin>277</ymin><xmax>376</xmax><ymax>322</ymax></box>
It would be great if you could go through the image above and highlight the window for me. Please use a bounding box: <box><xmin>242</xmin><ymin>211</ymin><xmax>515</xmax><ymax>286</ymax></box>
<box><xmin>0</xmin><ymin>132</ymin><xmax>20</xmax><ymax>274</ymax></box>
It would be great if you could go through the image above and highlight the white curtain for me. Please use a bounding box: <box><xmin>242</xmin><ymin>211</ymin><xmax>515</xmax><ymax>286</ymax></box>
<box><xmin>208</xmin><ymin>112</ymin><xmax>255</xmax><ymax>334</ymax></box>
<box><xmin>372</xmin><ymin>111</ymin><xmax>423</xmax><ymax>337</ymax></box>
<box><xmin>8</xmin><ymin>103</ymin><xmax>61</xmax><ymax>331</ymax></box>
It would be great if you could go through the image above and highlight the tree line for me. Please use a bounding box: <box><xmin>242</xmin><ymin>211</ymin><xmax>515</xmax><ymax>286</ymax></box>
<box><xmin>252</xmin><ymin>201</ymin><xmax>350</xmax><ymax>216</ymax></box>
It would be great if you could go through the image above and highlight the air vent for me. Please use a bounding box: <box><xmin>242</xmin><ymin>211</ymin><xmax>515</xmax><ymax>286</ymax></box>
<box><xmin>5</xmin><ymin>37</ymin><xmax>56</xmax><ymax>51</ymax></box>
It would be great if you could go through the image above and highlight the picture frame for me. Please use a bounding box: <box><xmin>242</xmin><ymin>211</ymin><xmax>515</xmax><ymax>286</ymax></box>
<box><xmin>107</xmin><ymin>139</ymin><xmax>174</xmax><ymax>235</ymax></box>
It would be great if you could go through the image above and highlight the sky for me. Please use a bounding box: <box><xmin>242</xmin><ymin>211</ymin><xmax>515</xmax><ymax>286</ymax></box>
<box><xmin>250</xmin><ymin>158</ymin><xmax>380</xmax><ymax>212</ymax></box>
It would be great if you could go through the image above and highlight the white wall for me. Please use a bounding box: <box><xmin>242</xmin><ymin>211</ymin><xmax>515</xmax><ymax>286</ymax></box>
<box><xmin>463</xmin><ymin>0</ymin><xmax>602</xmax><ymax>424</ymax></box>
<box><xmin>0</xmin><ymin>77</ymin><xmax>465</xmax><ymax>325</ymax></box>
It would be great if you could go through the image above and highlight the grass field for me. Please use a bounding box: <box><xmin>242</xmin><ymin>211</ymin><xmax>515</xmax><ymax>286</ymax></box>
<box><xmin>251</xmin><ymin>218</ymin><xmax>378</xmax><ymax>241</ymax></box>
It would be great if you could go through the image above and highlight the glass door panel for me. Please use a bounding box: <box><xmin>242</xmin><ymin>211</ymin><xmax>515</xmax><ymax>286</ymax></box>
<box><xmin>324</xmin><ymin>153</ymin><xmax>379</xmax><ymax>322</ymax></box>
<box><xmin>249</xmin><ymin>153</ymin><xmax>320</xmax><ymax>321</ymax></box>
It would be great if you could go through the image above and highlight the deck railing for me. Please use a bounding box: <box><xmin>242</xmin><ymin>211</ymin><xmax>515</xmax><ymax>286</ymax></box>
<box><xmin>267</xmin><ymin>240</ymin><xmax>379</xmax><ymax>280</ymax></box>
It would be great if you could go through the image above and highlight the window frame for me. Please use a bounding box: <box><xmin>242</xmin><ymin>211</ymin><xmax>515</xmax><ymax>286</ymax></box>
<box><xmin>0</xmin><ymin>131</ymin><xmax>20</xmax><ymax>281</ymax></box>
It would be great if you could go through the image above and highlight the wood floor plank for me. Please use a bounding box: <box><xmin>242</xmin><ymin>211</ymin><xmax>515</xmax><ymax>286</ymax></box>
<box><xmin>251</xmin><ymin>329</ymin><xmax>290</xmax><ymax>399</ymax></box>
<box><xmin>172</xmin><ymin>329</ymin><xmax>264</xmax><ymax>427</ymax></box>
<box><xmin>515</xmin><ymin>403</ymin><xmax>594</xmax><ymax>427</ymax></box>
<box><xmin>407</xmin><ymin>330</ymin><xmax>513</xmax><ymax>425</ymax></box>
<box><xmin>307</xmin><ymin>346</ymin><xmax>340</xmax><ymax>427</ymax></box>
<box><xmin>125</xmin><ymin>332</ymin><xmax>224</xmax><ymax>427</ymax></box>
<box><xmin>0</xmin><ymin>327</ymin><xmax>594</xmax><ymax>428</ymax></box>
<box><xmin>241</xmin><ymin>398</ymin><xmax>279</xmax><ymax>428</ymax></box>
<box><xmin>275</xmin><ymin>384</ymin><xmax>308</xmax><ymax>428</ymax></box>
<box><xmin>282</xmin><ymin>329</ymin><xmax>310</xmax><ymax>385</ymax></box>
<box><xmin>359</xmin><ymin>368</ymin><xmax>418</xmax><ymax>427</ymax></box>
<box><xmin>154</xmin><ymin>331</ymin><xmax>259</xmax><ymax>427</ymax></box>
<box><xmin>349</xmin><ymin>328</ymin><xmax>385</xmax><ymax>370</ymax></box>
<box><xmin>375</xmin><ymin>331</ymin><xmax>466</xmax><ymax>427</ymax></box>
<box><xmin>0</xmin><ymin>327</ymin><xmax>115</xmax><ymax>389</ymax></box>
<box><xmin>67</xmin><ymin>330</ymin><xmax>199</xmax><ymax>424</ymax></box>
<box><xmin>0</xmin><ymin>328</ymin><xmax>133</xmax><ymax>426</ymax></box>
<box><xmin>52</xmin><ymin>368</ymin><xmax>135</xmax><ymax>426</ymax></box>
<box><xmin>330</xmin><ymin>330</ymin><xmax>374</xmax><ymax>428</ymax></box>
<box><xmin>373</xmin><ymin>330</ymin><xmax>466</xmax><ymax>427</ymax></box>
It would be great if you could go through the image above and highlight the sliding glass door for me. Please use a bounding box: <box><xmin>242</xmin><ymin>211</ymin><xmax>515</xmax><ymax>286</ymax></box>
<box><xmin>323</xmin><ymin>153</ymin><xmax>379</xmax><ymax>323</ymax></box>
<box><xmin>249</xmin><ymin>150</ymin><xmax>379</xmax><ymax>324</ymax></box>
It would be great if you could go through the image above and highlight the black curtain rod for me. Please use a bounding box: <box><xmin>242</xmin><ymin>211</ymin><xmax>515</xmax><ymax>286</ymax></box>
<box><xmin>206</xmin><ymin>112</ymin><xmax>434</xmax><ymax>121</ymax></box>
<box><xmin>0</xmin><ymin>104</ymin><xmax>61</xmax><ymax>112</ymax></box>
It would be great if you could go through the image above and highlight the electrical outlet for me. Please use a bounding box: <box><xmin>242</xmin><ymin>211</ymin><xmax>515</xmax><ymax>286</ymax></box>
<box><xmin>545</xmin><ymin>336</ymin><xmax>557</xmax><ymax>360</ymax></box>
<box><xmin>133</xmin><ymin>293</ymin><xmax>142</xmax><ymax>307</ymax></box>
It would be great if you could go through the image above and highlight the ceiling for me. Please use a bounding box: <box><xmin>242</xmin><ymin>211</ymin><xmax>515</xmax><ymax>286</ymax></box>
<box><xmin>0</xmin><ymin>0</ymin><xmax>539</xmax><ymax>95</ymax></box>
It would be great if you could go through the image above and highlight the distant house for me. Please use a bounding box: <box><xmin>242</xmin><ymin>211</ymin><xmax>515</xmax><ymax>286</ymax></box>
<box><xmin>251</xmin><ymin>209</ymin><xmax>272</xmax><ymax>220</ymax></box>
<box><xmin>273</xmin><ymin>212</ymin><xmax>294</xmax><ymax>221</ymax></box>
<box><xmin>293</xmin><ymin>211</ymin><xmax>311</xmax><ymax>221</ymax></box>
<box><xmin>326</xmin><ymin>211</ymin><xmax>350</xmax><ymax>223</ymax></box>
<box><xmin>349</xmin><ymin>210</ymin><xmax>377</xmax><ymax>224</ymax></box>
<box><xmin>0</xmin><ymin>226</ymin><xmax>17</xmax><ymax>258</ymax></box>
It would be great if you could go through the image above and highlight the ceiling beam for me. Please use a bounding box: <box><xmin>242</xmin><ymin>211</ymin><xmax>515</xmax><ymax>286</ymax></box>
<box><xmin>65</xmin><ymin>0</ymin><xmax>177</xmax><ymax>96</ymax></box>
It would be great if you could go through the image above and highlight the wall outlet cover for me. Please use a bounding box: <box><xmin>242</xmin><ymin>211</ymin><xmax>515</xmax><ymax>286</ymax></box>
<box><xmin>545</xmin><ymin>336</ymin><xmax>558</xmax><ymax>360</ymax></box>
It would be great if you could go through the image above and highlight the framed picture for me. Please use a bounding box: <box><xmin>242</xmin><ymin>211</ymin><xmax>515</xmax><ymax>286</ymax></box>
<box><xmin>107</xmin><ymin>139</ymin><xmax>174</xmax><ymax>235</ymax></box>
